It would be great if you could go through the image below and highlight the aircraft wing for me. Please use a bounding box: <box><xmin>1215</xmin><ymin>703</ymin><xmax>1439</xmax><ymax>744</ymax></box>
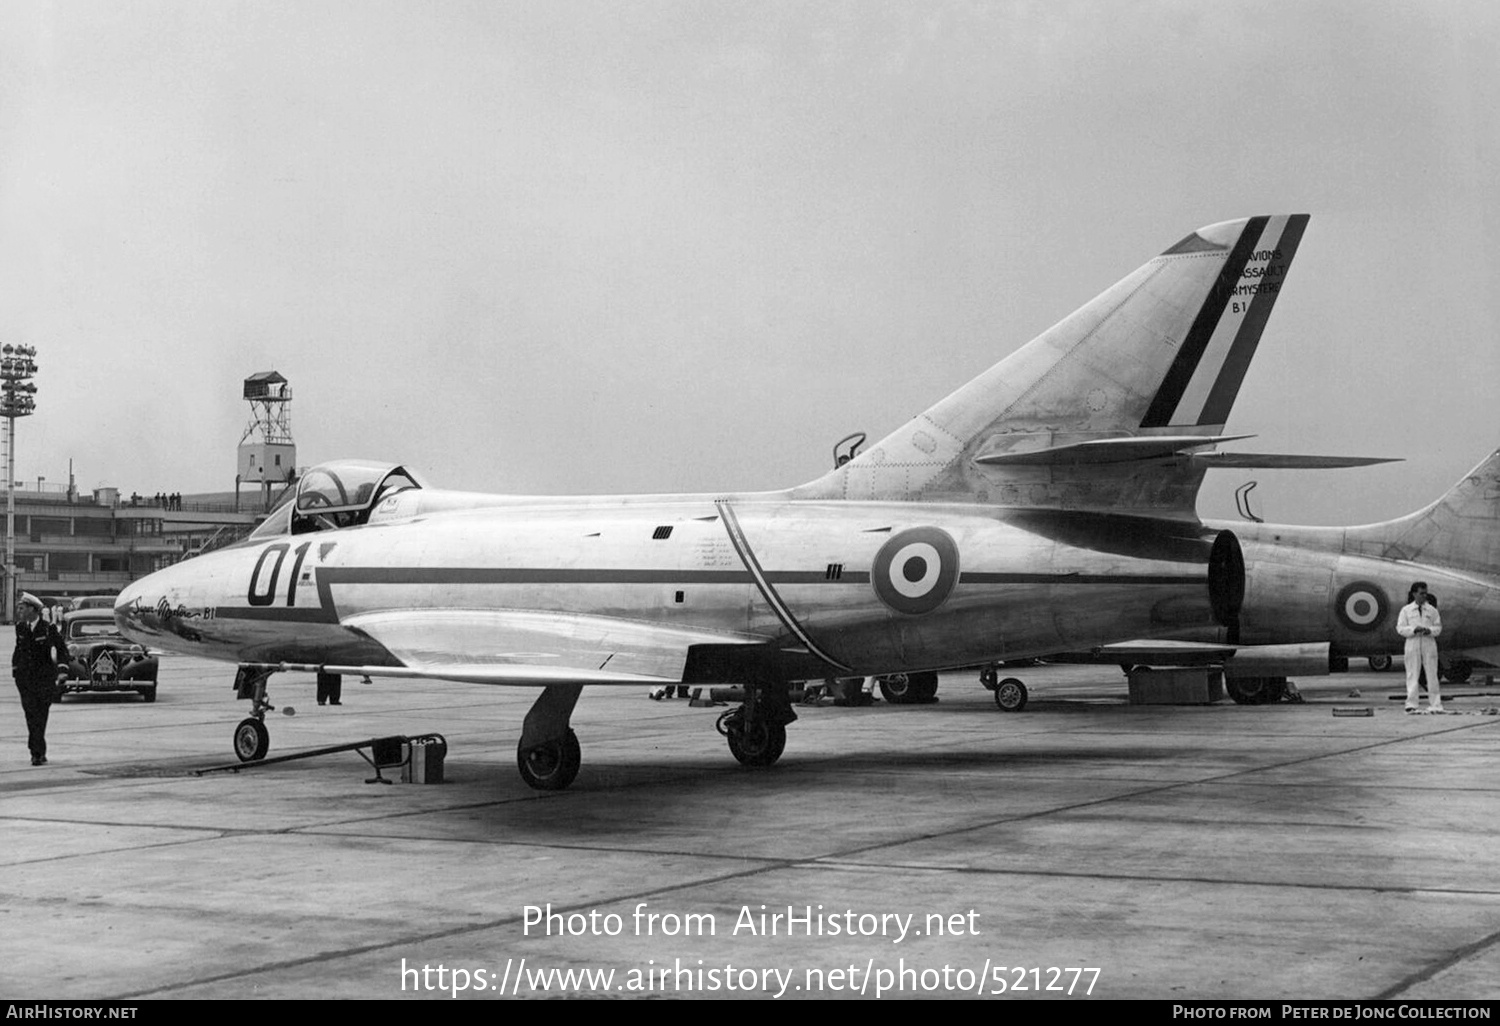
<box><xmin>1051</xmin><ymin>639</ymin><xmax>1332</xmax><ymax>677</ymax></box>
<box><xmin>1192</xmin><ymin>452</ymin><xmax>1400</xmax><ymax>469</ymax></box>
<box><xmin>314</xmin><ymin>609</ymin><xmax>763</xmax><ymax>686</ymax></box>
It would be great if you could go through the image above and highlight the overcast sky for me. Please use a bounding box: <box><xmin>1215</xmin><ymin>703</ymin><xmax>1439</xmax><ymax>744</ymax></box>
<box><xmin>2</xmin><ymin>0</ymin><xmax>1496</xmax><ymax>526</ymax></box>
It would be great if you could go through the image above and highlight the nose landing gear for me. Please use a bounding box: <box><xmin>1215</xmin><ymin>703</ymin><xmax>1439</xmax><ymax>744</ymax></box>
<box><xmin>231</xmin><ymin>665</ymin><xmax>279</xmax><ymax>762</ymax></box>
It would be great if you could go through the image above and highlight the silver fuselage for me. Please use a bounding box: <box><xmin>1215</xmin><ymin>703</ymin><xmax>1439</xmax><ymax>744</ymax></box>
<box><xmin>116</xmin><ymin>492</ymin><xmax>1236</xmax><ymax>680</ymax></box>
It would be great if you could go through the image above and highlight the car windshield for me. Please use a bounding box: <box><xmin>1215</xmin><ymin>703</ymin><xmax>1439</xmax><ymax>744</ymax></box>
<box><xmin>69</xmin><ymin>621</ymin><xmax>121</xmax><ymax>640</ymax></box>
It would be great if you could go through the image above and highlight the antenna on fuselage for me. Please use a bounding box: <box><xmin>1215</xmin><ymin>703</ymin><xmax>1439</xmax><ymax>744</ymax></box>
<box><xmin>1234</xmin><ymin>481</ymin><xmax>1264</xmax><ymax>523</ymax></box>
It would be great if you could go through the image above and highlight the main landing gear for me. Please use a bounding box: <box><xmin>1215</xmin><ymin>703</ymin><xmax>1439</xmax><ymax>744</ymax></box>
<box><xmin>517</xmin><ymin>684</ymin><xmax>584</xmax><ymax>791</ymax></box>
<box><xmin>716</xmin><ymin>680</ymin><xmax>796</xmax><ymax>768</ymax></box>
<box><xmin>877</xmin><ymin>671</ymin><xmax>939</xmax><ymax>704</ymax></box>
<box><xmin>1225</xmin><ymin>676</ymin><xmax>1289</xmax><ymax>705</ymax></box>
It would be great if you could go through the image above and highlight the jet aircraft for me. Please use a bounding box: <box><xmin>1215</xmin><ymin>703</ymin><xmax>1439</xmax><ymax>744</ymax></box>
<box><xmin>120</xmin><ymin>213</ymin><xmax>1388</xmax><ymax>791</ymax></box>
<box><xmin>922</xmin><ymin>445</ymin><xmax>1500</xmax><ymax>710</ymax></box>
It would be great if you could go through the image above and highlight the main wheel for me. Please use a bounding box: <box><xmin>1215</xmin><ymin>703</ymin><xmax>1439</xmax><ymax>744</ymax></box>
<box><xmin>517</xmin><ymin>729</ymin><xmax>581</xmax><ymax>791</ymax></box>
<box><xmin>1225</xmin><ymin>677</ymin><xmax>1286</xmax><ymax>705</ymax></box>
<box><xmin>138</xmin><ymin>685</ymin><xmax>157</xmax><ymax>703</ymax></box>
<box><xmin>908</xmin><ymin>671</ymin><xmax>939</xmax><ymax>702</ymax></box>
<box><xmin>994</xmin><ymin>677</ymin><xmax>1028</xmax><ymax>712</ymax></box>
<box><xmin>1368</xmin><ymin>654</ymin><xmax>1393</xmax><ymax>672</ymax></box>
<box><xmin>878</xmin><ymin>671</ymin><xmax>938</xmax><ymax>704</ymax></box>
<box><xmin>726</xmin><ymin>720</ymin><xmax>787</xmax><ymax>767</ymax></box>
<box><xmin>1442</xmin><ymin>660</ymin><xmax>1473</xmax><ymax>684</ymax></box>
<box><xmin>878</xmin><ymin>673</ymin><xmax>914</xmax><ymax>704</ymax></box>
<box><xmin>233</xmin><ymin>717</ymin><xmax>269</xmax><ymax>762</ymax></box>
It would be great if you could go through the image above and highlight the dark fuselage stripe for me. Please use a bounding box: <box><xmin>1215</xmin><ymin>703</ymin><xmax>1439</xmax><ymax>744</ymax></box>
<box><xmin>212</xmin><ymin>565</ymin><xmax>1204</xmax><ymax>624</ymax></box>
<box><xmin>960</xmin><ymin>572</ymin><xmax>1202</xmax><ymax>585</ymax></box>
<box><xmin>1139</xmin><ymin>215</ymin><xmax>1269</xmax><ymax>428</ymax></box>
<box><xmin>714</xmin><ymin>501</ymin><xmax>853</xmax><ymax>673</ymax></box>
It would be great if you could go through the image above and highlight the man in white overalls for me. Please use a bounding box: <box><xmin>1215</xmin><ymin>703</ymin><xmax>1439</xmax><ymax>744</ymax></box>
<box><xmin>1397</xmin><ymin>581</ymin><xmax>1443</xmax><ymax>713</ymax></box>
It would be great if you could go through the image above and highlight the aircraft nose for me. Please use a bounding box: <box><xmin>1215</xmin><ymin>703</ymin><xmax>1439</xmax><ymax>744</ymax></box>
<box><xmin>114</xmin><ymin>579</ymin><xmax>149</xmax><ymax>635</ymax></box>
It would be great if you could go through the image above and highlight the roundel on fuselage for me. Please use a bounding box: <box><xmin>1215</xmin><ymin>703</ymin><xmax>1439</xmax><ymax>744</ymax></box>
<box><xmin>872</xmin><ymin>527</ymin><xmax>960</xmax><ymax>615</ymax></box>
<box><xmin>1335</xmin><ymin>580</ymin><xmax>1389</xmax><ymax>633</ymax></box>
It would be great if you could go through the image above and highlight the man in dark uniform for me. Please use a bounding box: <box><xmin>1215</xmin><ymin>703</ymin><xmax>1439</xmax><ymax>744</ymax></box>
<box><xmin>13</xmin><ymin>592</ymin><xmax>67</xmax><ymax>765</ymax></box>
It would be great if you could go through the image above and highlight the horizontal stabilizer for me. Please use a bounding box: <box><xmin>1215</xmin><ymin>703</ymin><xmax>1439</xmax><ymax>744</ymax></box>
<box><xmin>1192</xmin><ymin>453</ymin><xmax>1400</xmax><ymax>469</ymax></box>
<box><xmin>974</xmin><ymin>434</ymin><xmax>1253</xmax><ymax>467</ymax></box>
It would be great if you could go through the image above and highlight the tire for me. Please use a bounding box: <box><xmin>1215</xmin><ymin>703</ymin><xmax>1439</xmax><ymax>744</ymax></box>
<box><xmin>993</xmin><ymin>677</ymin><xmax>1028</xmax><ymax>712</ymax></box>
<box><xmin>517</xmin><ymin>729</ymin><xmax>581</xmax><ymax>791</ymax></box>
<box><xmin>1225</xmin><ymin>676</ymin><xmax>1286</xmax><ymax>705</ymax></box>
<box><xmin>233</xmin><ymin>718</ymin><xmax>270</xmax><ymax>762</ymax></box>
<box><xmin>878</xmin><ymin>673</ymin><xmax>914</xmax><ymax>704</ymax></box>
<box><xmin>907</xmin><ymin>671</ymin><xmax>939</xmax><ymax>702</ymax></box>
<box><xmin>1329</xmin><ymin>655</ymin><xmax>1349</xmax><ymax>673</ymax></box>
<box><xmin>138</xmin><ymin>686</ymin><xmax>157</xmax><ymax>703</ymax></box>
<box><xmin>879</xmin><ymin>671</ymin><xmax>938</xmax><ymax>704</ymax></box>
<box><xmin>1368</xmin><ymin>654</ymin><xmax>1393</xmax><ymax>672</ymax></box>
<box><xmin>1442</xmin><ymin>660</ymin><xmax>1473</xmax><ymax>685</ymax></box>
<box><xmin>726</xmin><ymin>720</ymin><xmax>787</xmax><ymax>767</ymax></box>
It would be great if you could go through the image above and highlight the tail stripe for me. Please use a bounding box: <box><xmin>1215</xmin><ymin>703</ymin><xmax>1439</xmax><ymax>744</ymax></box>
<box><xmin>1139</xmin><ymin>216</ymin><xmax>1269</xmax><ymax>428</ymax></box>
<box><xmin>1195</xmin><ymin>214</ymin><xmax>1309</xmax><ymax>426</ymax></box>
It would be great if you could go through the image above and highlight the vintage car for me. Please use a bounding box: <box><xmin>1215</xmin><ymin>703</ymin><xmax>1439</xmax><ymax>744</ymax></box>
<box><xmin>55</xmin><ymin>610</ymin><xmax>159</xmax><ymax>702</ymax></box>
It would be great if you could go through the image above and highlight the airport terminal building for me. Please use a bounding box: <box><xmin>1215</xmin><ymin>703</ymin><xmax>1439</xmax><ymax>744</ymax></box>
<box><xmin>7</xmin><ymin>484</ymin><xmax>264</xmax><ymax>611</ymax></box>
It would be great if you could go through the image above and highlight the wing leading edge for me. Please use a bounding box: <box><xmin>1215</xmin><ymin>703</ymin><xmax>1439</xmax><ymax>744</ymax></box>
<box><xmin>328</xmin><ymin>608</ymin><xmax>763</xmax><ymax>686</ymax></box>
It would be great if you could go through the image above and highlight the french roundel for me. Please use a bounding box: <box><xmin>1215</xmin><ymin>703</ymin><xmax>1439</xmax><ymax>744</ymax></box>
<box><xmin>872</xmin><ymin>527</ymin><xmax>960</xmax><ymax>615</ymax></box>
<box><xmin>1335</xmin><ymin>581</ymin><xmax>1388</xmax><ymax>633</ymax></box>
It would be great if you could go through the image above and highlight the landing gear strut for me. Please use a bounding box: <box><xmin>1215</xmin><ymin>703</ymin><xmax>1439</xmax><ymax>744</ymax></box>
<box><xmin>232</xmin><ymin>666</ymin><xmax>277</xmax><ymax>762</ymax></box>
<box><xmin>717</xmin><ymin>680</ymin><xmax>796</xmax><ymax>768</ymax></box>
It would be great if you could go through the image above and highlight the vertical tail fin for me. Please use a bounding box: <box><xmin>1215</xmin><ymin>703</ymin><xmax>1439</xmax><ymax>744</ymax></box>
<box><xmin>1346</xmin><ymin>449</ymin><xmax>1500</xmax><ymax>574</ymax></box>
<box><xmin>793</xmin><ymin>214</ymin><xmax>1310</xmax><ymax>514</ymax></box>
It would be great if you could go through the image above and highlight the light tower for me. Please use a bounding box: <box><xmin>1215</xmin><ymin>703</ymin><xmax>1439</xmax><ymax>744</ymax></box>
<box><xmin>2</xmin><ymin>344</ymin><xmax>38</xmax><ymax>621</ymax></box>
<box><xmin>236</xmin><ymin>371</ymin><xmax>297</xmax><ymax>513</ymax></box>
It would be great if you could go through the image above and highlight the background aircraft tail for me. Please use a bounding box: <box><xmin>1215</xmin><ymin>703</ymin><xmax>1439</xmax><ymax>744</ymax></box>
<box><xmin>791</xmin><ymin>214</ymin><xmax>1310</xmax><ymax>517</ymax></box>
<box><xmin>1344</xmin><ymin>448</ymin><xmax>1500</xmax><ymax>575</ymax></box>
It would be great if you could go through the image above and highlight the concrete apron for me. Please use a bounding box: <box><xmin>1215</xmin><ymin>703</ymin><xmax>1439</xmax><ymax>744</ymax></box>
<box><xmin>1</xmin><ymin>657</ymin><xmax>1497</xmax><ymax>1000</ymax></box>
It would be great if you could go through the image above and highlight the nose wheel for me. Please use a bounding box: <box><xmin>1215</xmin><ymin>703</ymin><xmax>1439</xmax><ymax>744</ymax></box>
<box><xmin>231</xmin><ymin>665</ymin><xmax>278</xmax><ymax>762</ymax></box>
<box><xmin>234</xmin><ymin>718</ymin><xmax>270</xmax><ymax>762</ymax></box>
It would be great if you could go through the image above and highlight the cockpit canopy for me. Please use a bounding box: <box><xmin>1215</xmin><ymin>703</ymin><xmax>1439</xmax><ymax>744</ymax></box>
<box><xmin>248</xmin><ymin>461</ymin><xmax>425</xmax><ymax>539</ymax></box>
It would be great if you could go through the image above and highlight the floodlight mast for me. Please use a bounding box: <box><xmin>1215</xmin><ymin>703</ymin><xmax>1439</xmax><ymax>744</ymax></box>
<box><xmin>1</xmin><ymin>344</ymin><xmax>38</xmax><ymax>622</ymax></box>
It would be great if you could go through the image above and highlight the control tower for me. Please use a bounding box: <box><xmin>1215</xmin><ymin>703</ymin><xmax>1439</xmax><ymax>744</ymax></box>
<box><xmin>237</xmin><ymin>371</ymin><xmax>297</xmax><ymax>512</ymax></box>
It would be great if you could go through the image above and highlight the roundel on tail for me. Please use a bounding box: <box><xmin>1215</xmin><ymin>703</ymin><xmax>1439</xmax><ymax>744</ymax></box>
<box><xmin>1335</xmin><ymin>581</ymin><xmax>1389</xmax><ymax>632</ymax></box>
<box><xmin>872</xmin><ymin>527</ymin><xmax>960</xmax><ymax>615</ymax></box>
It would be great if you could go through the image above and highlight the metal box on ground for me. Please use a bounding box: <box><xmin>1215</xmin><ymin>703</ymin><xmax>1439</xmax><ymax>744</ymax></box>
<box><xmin>402</xmin><ymin>734</ymin><xmax>447</xmax><ymax>784</ymax></box>
<box><xmin>1127</xmin><ymin>667</ymin><xmax>1224</xmax><ymax>705</ymax></box>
